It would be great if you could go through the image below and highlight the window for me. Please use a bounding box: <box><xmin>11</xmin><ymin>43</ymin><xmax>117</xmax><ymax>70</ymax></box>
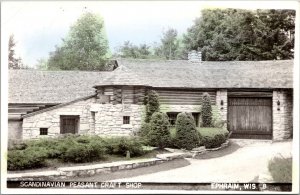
<box><xmin>60</xmin><ymin>115</ymin><xmax>79</xmax><ymax>134</ymax></box>
<box><xmin>40</xmin><ymin>128</ymin><xmax>48</xmax><ymax>135</ymax></box>
<box><xmin>192</xmin><ymin>112</ymin><xmax>200</xmax><ymax>127</ymax></box>
<box><xmin>167</xmin><ymin>112</ymin><xmax>179</xmax><ymax>126</ymax></box>
<box><xmin>123</xmin><ymin>116</ymin><xmax>130</xmax><ymax>124</ymax></box>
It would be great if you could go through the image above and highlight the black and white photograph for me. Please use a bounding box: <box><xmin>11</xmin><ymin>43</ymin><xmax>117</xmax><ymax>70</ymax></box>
<box><xmin>1</xmin><ymin>0</ymin><xmax>299</xmax><ymax>194</ymax></box>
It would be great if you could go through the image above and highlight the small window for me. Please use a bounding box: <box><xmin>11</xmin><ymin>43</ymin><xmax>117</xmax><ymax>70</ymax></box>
<box><xmin>167</xmin><ymin>112</ymin><xmax>179</xmax><ymax>126</ymax></box>
<box><xmin>40</xmin><ymin>128</ymin><xmax>48</xmax><ymax>135</ymax></box>
<box><xmin>123</xmin><ymin>116</ymin><xmax>130</xmax><ymax>124</ymax></box>
<box><xmin>192</xmin><ymin>112</ymin><xmax>200</xmax><ymax>127</ymax></box>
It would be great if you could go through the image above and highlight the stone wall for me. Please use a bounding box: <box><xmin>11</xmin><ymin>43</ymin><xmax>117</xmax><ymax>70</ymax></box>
<box><xmin>22</xmin><ymin>97</ymin><xmax>145</xmax><ymax>139</ymax></box>
<box><xmin>23</xmin><ymin>98</ymin><xmax>96</xmax><ymax>139</ymax></box>
<box><xmin>91</xmin><ymin>103</ymin><xmax>145</xmax><ymax>136</ymax></box>
<box><xmin>273</xmin><ymin>90</ymin><xmax>293</xmax><ymax>140</ymax></box>
<box><xmin>8</xmin><ymin>120</ymin><xmax>23</xmax><ymax>143</ymax></box>
<box><xmin>216</xmin><ymin>90</ymin><xmax>228</xmax><ymax>123</ymax></box>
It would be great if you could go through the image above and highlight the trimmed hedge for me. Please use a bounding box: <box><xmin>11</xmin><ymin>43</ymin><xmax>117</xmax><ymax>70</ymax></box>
<box><xmin>148</xmin><ymin>112</ymin><xmax>171</xmax><ymax>149</ymax></box>
<box><xmin>174</xmin><ymin>112</ymin><xmax>200</xmax><ymax>150</ymax></box>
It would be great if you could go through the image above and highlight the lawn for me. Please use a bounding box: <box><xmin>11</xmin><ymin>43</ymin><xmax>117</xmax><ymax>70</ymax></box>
<box><xmin>170</xmin><ymin>127</ymin><xmax>228</xmax><ymax>138</ymax></box>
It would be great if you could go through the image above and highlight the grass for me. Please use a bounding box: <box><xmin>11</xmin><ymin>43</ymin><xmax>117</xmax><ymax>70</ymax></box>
<box><xmin>170</xmin><ymin>127</ymin><xmax>228</xmax><ymax>138</ymax></box>
<box><xmin>268</xmin><ymin>156</ymin><xmax>292</xmax><ymax>183</ymax></box>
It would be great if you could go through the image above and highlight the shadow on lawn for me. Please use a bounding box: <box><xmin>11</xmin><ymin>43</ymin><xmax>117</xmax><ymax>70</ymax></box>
<box><xmin>194</xmin><ymin>141</ymin><xmax>241</xmax><ymax>159</ymax></box>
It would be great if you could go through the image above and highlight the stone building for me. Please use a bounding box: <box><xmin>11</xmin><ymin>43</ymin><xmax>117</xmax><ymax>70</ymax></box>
<box><xmin>8</xmin><ymin>57</ymin><xmax>293</xmax><ymax>143</ymax></box>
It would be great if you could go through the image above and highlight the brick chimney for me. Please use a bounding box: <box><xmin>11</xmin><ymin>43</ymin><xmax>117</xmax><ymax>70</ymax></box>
<box><xmin>188</xmin><ymin>50</ymin><xmax>202</xmax><ymax>63</ymax></box>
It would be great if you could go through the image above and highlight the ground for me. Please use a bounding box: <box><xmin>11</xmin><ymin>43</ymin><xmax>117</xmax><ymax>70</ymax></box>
<box><xmin>73</xmin><ymin>139</ymin><xmax>292</xmax><ymax>183</ymax></box>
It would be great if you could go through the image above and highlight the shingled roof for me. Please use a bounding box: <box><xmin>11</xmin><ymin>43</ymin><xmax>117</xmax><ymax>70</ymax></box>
<box><xmin>9</xmin><ymin>59</ymin><xmax>293</xmax><ymax>104</ymax></box>
<box><xmin>96</xmin><ymin>59</ymin><xmax>293</xmax><ymax>89</ymax></box>
<box><xmin>9</xmin><ymin>70</ymin><xmax>110</xmax><ymax>104</ymax></box>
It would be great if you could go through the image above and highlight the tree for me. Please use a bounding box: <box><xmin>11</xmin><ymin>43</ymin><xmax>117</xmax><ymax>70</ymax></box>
<box><xmin>145</xmin><ymin>90</ymin><xmax>160</xmax><ymax>123</ymax></box>
<box><xmin>175</xmin><ymin>112</ymin><xmax>200</xmax><ymax>150</ymax></box>
<box><xmin>161</xmin><ymin>28</ymin><xmax>180</xmax><ymax>60</ymax></box>
<box><xmin>201</xmin><ymin>93</ymin><xmax>212</xmax><ymax>127</ymax></box>
<box><xmin>35</xmin><ymin>58</ymin><xmax>48</xmax><ymax>70</ymax></box>
<box><xmin>116</xmin><ymin>41</ymin><xmax>152</xmax><ymax>59</ymax></box>
<box><xmin>148</xmin><ymin>112</ymin><xmax>171</xmax><ymax>149</ymax></box>
<box><xmin>8</xmin><ymin>34</ymin><xmax>24</xmax><ymax>69</ymax></box>
<box><xmin>183</xmin><ymin>9</ymin><xmax>295</xmax><ymax>61</ymax></box>
<box><xmin>47</xmin><ymin>12</ymin><xmax>109</xmax><ymax>70</ymax></box>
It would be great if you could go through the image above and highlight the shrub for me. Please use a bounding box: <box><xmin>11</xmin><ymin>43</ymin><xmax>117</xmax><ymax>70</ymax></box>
<box><xmin>7</xmin><ymin>147</ymin><xmax>48</xmax><ymax>170</ymax></box>
<box><xmin>137</xmin><ymin>123</ymin><xmax>151</xmax><ymax>138</ymax></box>
<box><xmin>174</xmin><ymin>112</ymin><xmax>200</xmax><ymax>150</ymax></box>
<box><xmin>201</xmin><ymin>93</ymin><xmax>212</xmax><ymax>127</ymax></box>
<box><xmin>62</xmin><ymin>141</ymin><xmax>106</xmax><ymax>163</ymax></box>
<box><xmin>148</xmin><ymin>112</ymin><xmax>171</xmax><ymax>149</ymax></box>
<box><xmin>145</xmin><ymin>90</ymin><xmax>160</xmax><ymax>123</ymax></box>
<box><xmin>103</xmin><ymin>137</ymin><xmax>145</xmax><ymax>157</ymax></box>
<box><xmin>201</xmin><ymin>134</ymin><xmax>226</xmax><ymax>149</ymax></box>
<box><xmin>8</xmin><ymin>142</ymin><xmax>27</xmax><ymax>151</ymax></box>
<box><xmin>268</xmin><ymin>157</ymin><xmax>292</xmax><ymax>183</ymax></box>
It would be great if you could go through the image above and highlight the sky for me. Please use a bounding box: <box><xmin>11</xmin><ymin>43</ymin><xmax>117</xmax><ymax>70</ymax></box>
<box><xmin>2</xmin><ymin>1</ymin><xmax>298</xmax><ymax>68</ymax></box>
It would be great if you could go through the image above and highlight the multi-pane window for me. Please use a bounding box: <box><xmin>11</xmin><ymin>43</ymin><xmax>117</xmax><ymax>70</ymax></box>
<box><xmin>40</xmin><ymin>128</ymin><xmax>48</xmax><ymax>135</ymax></box>
<box><xmin>167</xmin><ymin>112</ymin><xmax>179</xmax><ymax>126</ymax></box>
<box><xmin>123</xmin><ymin>116</ymin><xmax>130</xmax><ymax>124</ymax></box>
<box><xmin>60</xmin><ymin>115</ymin><xmax>79</xmax><ymax>134</ymax></box>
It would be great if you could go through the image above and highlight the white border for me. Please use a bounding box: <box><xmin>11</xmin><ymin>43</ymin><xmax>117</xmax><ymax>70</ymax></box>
<box><xmin>1</xmin><ymin>1</ymin><xmax>299</xmax><ymax>194</ymax></box>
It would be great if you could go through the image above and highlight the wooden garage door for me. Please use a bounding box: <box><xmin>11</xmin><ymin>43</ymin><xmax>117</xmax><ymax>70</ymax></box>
<box><xmin>228</xmin><ymin>98</ymin><xmax>272</xmax><ymax>139</ymax></box>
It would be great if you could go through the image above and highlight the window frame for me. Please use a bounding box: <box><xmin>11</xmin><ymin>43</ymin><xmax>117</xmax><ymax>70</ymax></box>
<box><xmin>40</xmin><ymin>128</ymin><xmax>48</xmax><ymax>135</ymax></box>
<box><xmin>167</xmin><ymin>112</ymin><xmax>180</xmax><ymax>126</ymax></box>
<box><xmin>60</xmin><ymin>115</ymin><xmax>79</xmax><ymax>134</ymax></box>
<box><xmin>123</xmin><ymin>116</ymin><xmax>130</xmax><ymax>124</ymax></box>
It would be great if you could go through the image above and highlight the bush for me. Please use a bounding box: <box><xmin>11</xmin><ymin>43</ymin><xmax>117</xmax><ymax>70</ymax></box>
<box><xmin>145</xmin><ymin>90</ymin><xmax>160</xmax><ymax>123</ymax></box>
<box><xmin>201</xmin><ymin>134</ymin><xmax>226</xmax><ymax>149</ymax></box>
<box><xmin>174</xmin><ymin>112</ymin><xmax>200</xmax><ymax>150</ymax></box>
<box><xmin>137</xmin><ymin>123</ymin><xmax>151</xmax><ymax>138</ymax></box>
<box><xmin>62</xmin><ymin>141</ymin><xmax>106</xmax><ymax>163</ymax></box>
<box><xmin>268</xmin><ymin>157</ymin><xmax>292</xmax><ymax>183</ymax></box>
<box><xmin>201</xmin><ymin>93</ymin><xmax>212</xmax><ymax>127</ymax></box>
<box><xmin>103</xmin><ymin>137</ymin><xmax>145</xmax><ymax>157</ymax></box>
<box><xmin>148</xmin><ymin>112</ymin><xmax>171</xmax><ymax>149</ymax></box>
<box><xmin>7</xmin><ymin>147</ymin><xmax>48</xmax><ymax>170</ymax></box>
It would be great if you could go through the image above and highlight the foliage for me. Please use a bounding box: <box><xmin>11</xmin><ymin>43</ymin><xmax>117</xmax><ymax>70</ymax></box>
<box><xmin>148</xmin><ymin>112</ymin><xmax>171</xmax><ymax>149</ymax></box>
<box><xmin>35</xmin><ymin>58</ymin><xmax>48</xmax><ymax>70</ymax></box>
<box><xmin>201</xmin><ymin>93</ymin><xmax>213</xmax><ymax>127</ymax></box>
<box><xmin>62</xmin><ymin>141</ymin><xmax>105</xmax><ymax>163</ymax></box>
<box><xmin>199</xmin><ymin>128</ymin><xmax>229</xmax><ymax>138</ymax></box>
<box><xmin>8</xmin><ymin>34</ymin><xmax>24</xmax><ymax>69</ymax></box>
<box><xmin>160</xmin><ymin>28</ymin><xmax>180</xmax><ymax>60</ymax></box>
<box><xmin>183</xmin><ymin>9</ymin><xmax>295</xmax><ymax>61</ymax></box>
<box><xmin>116</xmin><ymin>41</ymin><xmax>152</xmax><ymax>59</ymax></box>
<box><xmin>103</xmin><ymin>137</ymin><xmax>145</xmax><ymax>157</ymax></box>
<box><xmin>47</xmin><ymin>12</ymin><xmax>110</xmax><ymax>71</ymax></box>
<box><xmin>200</xmin><ymin>134</ymin><xmax>226</xmax><ymax>149</ymax></box>
<box><xmin>145</xmin><ymin>90</ymin><xmax>160</xmax><ymax>123</ymax></box>
<box><xmin>174</xmin><ymin>112</ymin><xmax>200</xmax><ymax>150</ymax></box>
<box><xmin>268</xmin><ymin>157</ymin><xmax>292</xmax><ymax>183</ymax></box>
<box><xmin>7</xmin><ymin>147</ymin><xmax>48</xmax><ymax>170</ymax></box>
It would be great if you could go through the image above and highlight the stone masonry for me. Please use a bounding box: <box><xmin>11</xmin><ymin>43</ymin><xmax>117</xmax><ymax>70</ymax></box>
<box><xmin>22</xmin><ymin>97</ymin><xmax>145</xmax><ymax>139</ymax></box>
<box><xmin>272</xmin><ymin>90</ymin><xmax>293</xmax><ymax>140</ymax></box>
